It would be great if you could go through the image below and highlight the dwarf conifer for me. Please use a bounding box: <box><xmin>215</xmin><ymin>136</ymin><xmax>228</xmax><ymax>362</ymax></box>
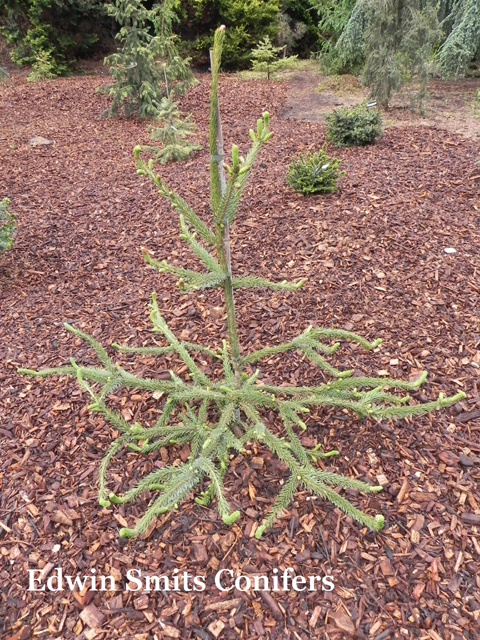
<box><xmin>325</xmin><ymin>104</ymin><xmax>383</xmax><ymax>146</ymax></box>
<box><xmin>21</xmin><ymin>26</ymin><xmax>465</xmax><ymax>539</ymax></box>
<box><xmin>286</xmin><ymin>147</ymin><xmax>344</xmax><ymax>193</ymax></box>
<box><xmin>141</xmin><ymin>96</ymin><xmax>201</xmax><ymax>164</ymax></box>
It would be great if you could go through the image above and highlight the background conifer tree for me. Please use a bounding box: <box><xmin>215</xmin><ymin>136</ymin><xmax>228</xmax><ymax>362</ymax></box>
<box><xmin>174</xmin><ymin>0</ymin><xmax>280</xmax><ymax>69</ymax></box>
<box><xmin>101</xmin><ymin>0</ymin><xmax>194</xmax><ymax>117</ymax></box>
<box><xmin>336</xmin><ymin>0</ymin><xmax>440</xmax><ymax>108</ymax></box>
<box><xmin>251</xmin><ymin>35</ymin><xmax>297</xmax><ymax>79</ymax></box>
<box><xmin>437</xmin><ymin>0</ymin><xmax>480</xmax><ymax>77</ymax></box>
<box><xmin>310</xmin><ymin>0</ymin><xmax>357</xmax><ymax>72</ymax></box>
<box><xmin>334</xmin><ymin>0</ymin><xmax>480</xmax><ymax>80</ymax></box>
<box><xmin>0</xmin><ymin>0</ymin><xmax>110</xmax><ymax>76</ymax></box>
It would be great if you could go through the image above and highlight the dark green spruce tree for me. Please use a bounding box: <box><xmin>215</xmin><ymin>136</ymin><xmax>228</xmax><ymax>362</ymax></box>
<box><xmin>21</xmin><ymin>26</ymin><xmax>465</xmax><ymax>539</ymax></box>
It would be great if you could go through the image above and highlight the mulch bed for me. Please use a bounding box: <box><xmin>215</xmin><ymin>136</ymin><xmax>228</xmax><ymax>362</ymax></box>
<box><xmin>1</xmin><ymin>71</ymin><xmax>480</xmax><ymax>640</ymax></box>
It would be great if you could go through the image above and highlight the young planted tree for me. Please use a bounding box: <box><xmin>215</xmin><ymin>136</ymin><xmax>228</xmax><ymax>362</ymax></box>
<box><xmin>153</xmin><ymin>0</ymin><xmax>195</xmax><ymax>97</ymax></box>
<box><xmin>141</xmin><ymin>95</ymin><xmax>201</xmax><ymax>164</ymax></box>
<box><xmin>100</xmin><ymin>0</ymin><xmax>165</xmax><ymax>117</ymax></box>
<box><xmin>21</xmin><ymin>26</ymin><xmax>464</xmax><ymax>539</ymax></box>
<box><xmin>251</xmin><ymin>35</ymin><xmax>297</xmax><ymax>79</ymax></box>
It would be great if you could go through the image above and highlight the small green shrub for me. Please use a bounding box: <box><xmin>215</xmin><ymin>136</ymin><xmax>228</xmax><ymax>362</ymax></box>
<box><xmin>325</xmin><ymin>104</ymin><xmax>383</xmax><ymax>146</ymax></box>
<box><xmin>0</xmin><ymin>198</ymin><xmax>16</xmax><ymax>254</ymax></box>
<box><xmin>286</xmin><ymin>147</ymin><xmax>344</xmax><ymax>194</ymax></box>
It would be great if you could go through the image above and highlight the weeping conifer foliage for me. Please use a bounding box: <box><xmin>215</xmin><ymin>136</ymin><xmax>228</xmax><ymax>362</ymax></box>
<box><xmin>437</xmin><ymin>0</ymin><xmax>480</xmax><ymax>77</ymax></box>
<box><xmin>336</xmin><ymin>0</ymin><xmax>480</xmax><ymax>81</ymax></box>
<box><xmin>312</xmin><ymin>0</ymin><xmax>358</xmax><ymax>72</ymax></box>
<box><xmin>336</xmin><ymin>0</ymin><xmax>440</xmax><ymax>107</ymax></box>
<box><xmin>21</xmin><ymin>26</ymin><xmax>465</xmax><ymax>539</ymax></box>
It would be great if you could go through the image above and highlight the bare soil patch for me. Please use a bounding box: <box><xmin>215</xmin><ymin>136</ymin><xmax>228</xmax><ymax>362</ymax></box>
<box><xmin>1</xmin><ymin>70</ymin><xmax>480</xmax><ymax>640</ymax></box>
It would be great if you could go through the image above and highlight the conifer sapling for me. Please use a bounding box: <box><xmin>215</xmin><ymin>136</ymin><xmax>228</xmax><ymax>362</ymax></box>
<box><xmin>140</xmin><ymin>96</ymin><xmax>201</xmax><ymax>164</ymax></box>
<box><xmin>251</xmin><ymin>36</ymin><xmax>297</xmax><ymax>79</ymax></box>
<box><xmin>20</xmin><ymin>26</ymin><xmax>465</xmax><ymax>540</ymax></box>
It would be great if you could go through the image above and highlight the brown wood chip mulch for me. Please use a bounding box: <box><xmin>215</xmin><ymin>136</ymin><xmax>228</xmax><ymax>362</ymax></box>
<box><xmin>1</xmin><ymin>72</ymin><xmax>479</xmax><ymax>640</ymax></box>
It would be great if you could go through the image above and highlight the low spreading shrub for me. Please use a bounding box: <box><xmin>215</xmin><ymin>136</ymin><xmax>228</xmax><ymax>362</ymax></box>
<box><xmin>0</xmin><ymin>198</ymin><xmax>16</xmax><ymax>254</ymax></box>
<box><xmin>325</xmin><ymin>104</ymin><xmax>383</xmax><ymax>146</ymax></box>
<box><xmin>286</xmin><ymin>146</ymin><xmax>344</xmax><ymax>194</ymax></box>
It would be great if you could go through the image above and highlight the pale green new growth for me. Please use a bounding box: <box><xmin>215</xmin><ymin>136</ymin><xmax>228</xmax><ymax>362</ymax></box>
<box><xmin>20</xmin><ymin>26</ymin><xmax>465</xmax><ymax>539</ymax></box>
